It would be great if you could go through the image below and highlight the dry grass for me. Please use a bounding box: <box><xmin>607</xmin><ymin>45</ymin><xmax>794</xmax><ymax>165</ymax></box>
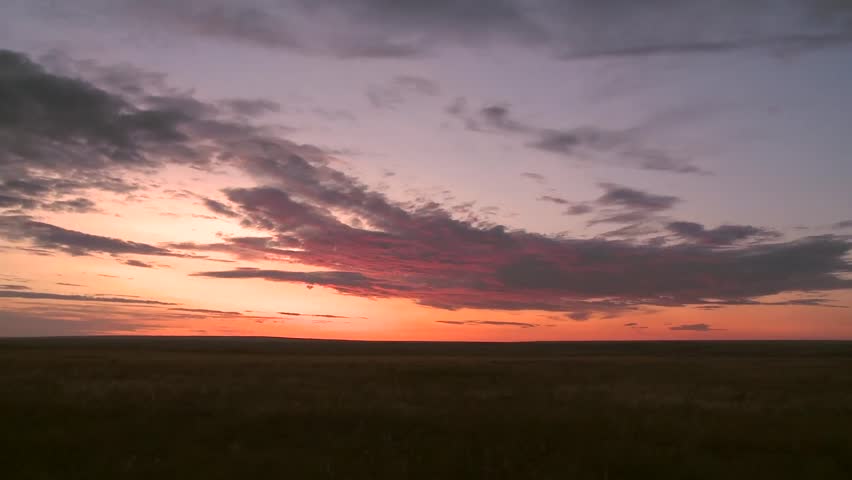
<box><xmin>2</xmin><ymin>337</ymin><xmax>851</xmax><ymax>479</ymax></box>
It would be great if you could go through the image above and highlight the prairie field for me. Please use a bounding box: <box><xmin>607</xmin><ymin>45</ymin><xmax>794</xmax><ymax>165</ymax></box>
<box><xmin>1</xmin><ymin>337</ymin><xmax>851</xmax><ymax>479</ymax></box>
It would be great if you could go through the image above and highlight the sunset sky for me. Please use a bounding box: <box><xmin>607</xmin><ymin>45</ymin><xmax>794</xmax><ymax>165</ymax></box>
<box><xmin>1</xmin><ymin>0</ymin><xmax>851</xmax><ymax>340</ymax></box>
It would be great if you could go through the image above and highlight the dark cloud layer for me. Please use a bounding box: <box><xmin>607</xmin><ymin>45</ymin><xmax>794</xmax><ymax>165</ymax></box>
<box><xmin>2</xmin><ymin>50</ymin><xmax>850</xmax><ymax>322</ymax></box>
<box><xmin>55</xmin><ymin>1</ymin><xmax>852</xmax><ymax>60</ymax></box>
<box><xmin>190</xmin><ymin>179</ymin><xmax>852</xmax><ymax>318</ymax></box>
<box><xmin>0</xmin><ymin>49</ymin><xmax>188</xmax><ymax>212</ymax></box>
<box><xmin>0</xmin><ymin>48</ymin><xmax>315</xmax><ymax>217</ymax></box>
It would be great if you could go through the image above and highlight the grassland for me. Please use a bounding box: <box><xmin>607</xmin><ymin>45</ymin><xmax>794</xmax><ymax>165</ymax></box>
<box><xmin>1</xmin><ymin>337</ymin><xmax>851</xmax><ymax>479</ymax></box>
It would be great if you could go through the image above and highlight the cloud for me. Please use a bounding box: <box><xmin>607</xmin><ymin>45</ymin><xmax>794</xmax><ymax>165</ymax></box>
<box><xmin>538</xmin><ymin>195</ymin><xmax>570</xmax><ymax>205</ymax></box>
<box><xmin>557</xmin><ymin>32</ymin><xmax>852</xmax><ymax>61</ymax></box>
<box><xmin>0</xmin><ymin>194</ymin><xmax>39</xmax><ymax>211</ymax></box>
<box><xmin>367</xmin><ymin>75</ymin><xmax>441</xmax><ymax>109</ymax></box>
<box><xmin>3</xmin><ymin>50</ymin><xmax>850</xmax><ymax>322</ymax></box>
<box><xmin>169</xmin><ymin>307</ymin><xmax>243</xmax><ymax>315</ymax></box>
<box><xmin>0</xmin><ymin>290</ymin><xmax>175</xmax><ymax>305</ymax></box>
<box><xmin>192</xmin><ymin>181</ymin><xmax>852</xmax><ymax>318</ymax></box>
<box><xmin>598</xmin><ymin>223</ymin><xmax>662</xmax><ymax>240</ymax></box>
<box><xmin>537</xmin><ymin>194</ymin><xmax>593</xmax><ymax>216</ymax></box>
<box><xmin>478</xmin><ymin>105</ymin><xmax>533</xmax><ymax>133</ymax></box>
<box><xmin>117</xmin><ymin>0</ymin><xmax>436</xmax><ymax>58</ymax></box>
<box><xmin>44</xmin><ymin>1</ymin><xmax>851</xmax><ymax>60</ymax></box>
<box><xmin>0</xmin><ymin>49</ymin><xmax>326</xmax><ymax>219</ymax></box>
<box><xmin>565</xmin><ymin>204</ymin><xmax>594</xmax><ymax>216</ymax></box>
<box><xmin>41</xmin><ymin>198</ymin><xmax>99</xmax><ymax>213</ymax></box>
<box><xmin>832</xmin><ymin>220</ymin><xmax>852</xmax><ymax>230</ymax></box>
<box><xmin>0</xmin><ymin>49</ymin><xmax>191</xmax><ymax>214</ymax></box>
<box><xmin>435</xmin><ymin>320</ymin><xmax>540</xmax><ymax>328</ymax></box>
<box><xmin>0</xmin><ymin>50</ymin><xmax>187</xmax><ymax>175</ymax></box>
<box><xmin>692</xmin><ymin>296</ymin><xmax>848</xmax><ymax>309</ymax></box>
<box><xmin>123</xmin><ymin>259</ymin><xmax>155</xmax><ymax>268</ymax></box>
<box><xmin>587</xmin><ymin>183</ymin><xmax>679</xmax><ymax>226</ymax></box>
<box><xmin>450</xmin><ymin>102</ymin><xmax>705</xmax><ymax>174</ymax></box>
<box><xmin>531</xmin><ymin>128</ymin><xmax>704</xmax><ymax>174</ymax></box>
<box><xmin>566</xmin><ymin>311</ymin><xmax>592</xmax><ymax>321</ymax></box>
<box><xmin>166</xmin><ymin>236</ymin><xmax>297</xmax><ymax>261</ymax></box>
<box><xmin>667</xmin><ymin>221</ymin><xmax>781</xmax><ymax>246</ymax></box>
<box><xmin>0</xmin><ymin>216</ymin><xmax>176</xmax><ymax>257</ymax></box>
<box><xmin>596</xmin><ymin>183</ymin><xmax>680</xmax><ymax>211</ymax></box>
<box><xmin>219</xmin><ymin>98</ymin><xmax>281</xmax><ymax>117</ymax></box>
<box><xmin>520</xmin><ymin>172</ymin><xmax>546</xmax><ymax>183</ymax></box>
<box><xmin>0</xmin><ymin>284</ymin><xmax>30</xmax><ymax>290</ymax></box>
<box><xmin>1</xmin><ymin>195</ymin><xmax>99</xmax><ymax>215</ymax></box>
<box><xmin>569</xmin><ymin>187</ymin><xmax>782</xmax><ymax>245</ymax></box>
<box><xmin>669</xmin><ymin>323</ymin><xmax>720</xmax><ymax>331</ymax></box>
<box><xmin>0</xmin><ymin>309</ymin><xmax>154</xmax><ymax>336</ymax></box>
<box><xmin>203</xmin><ymin>198</ymin><xmax>240</xmax><ymax>218</ymax></box>
<box><xmin>538</xmin><ymin>195</ymin><xmax>593</xmax><ymax>216</ymax></box>
<box><xmin>109</xmin><ymin>0</ymin><xmax>543</xmax><ymax>58</ymax></box>
<box><xmin>278</xmin><ymin>311</ymin><xmax>362</xmax><ymax>319</ymax></box>
<box><xmin>192</xmin><ymin>269</ymin><xmax>378</xmax><ymax>294</ymax></box>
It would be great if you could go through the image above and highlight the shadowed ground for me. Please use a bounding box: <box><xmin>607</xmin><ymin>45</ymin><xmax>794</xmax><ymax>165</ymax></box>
<box><xmin>2</xmin><ymin>337</ymin><xmax>851</xmax><ymax>479</ymax></box>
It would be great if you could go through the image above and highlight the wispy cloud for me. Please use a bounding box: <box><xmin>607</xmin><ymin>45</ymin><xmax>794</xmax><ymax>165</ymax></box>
<box><xmin>0</xmin><ymin>216</ymin><xmax>177</xmax><ymax>257</ymax></box>
<box><xmin>435</xmin><ymin>320</ymin><xmax>540</xmax><ymax>329</ymax></box>
<box><xmin>832</xmin><ymin>220</ymin><xmax>852</xmax><ymax>230</ymax></box>
<box><xmin>449</xmin><ymin>101</ymin><xmax>706</xmax><ymax>174</ymax></box>
<box><xmin>670</xmin><ymin>323</ymin><xmax>723</xmax><ymax>331</ymax></box>
<box><xmin>667</xmin><ymin>221</ymin><xmax>780</xmax><ymax>246</ymax></box>
<box><xmin>123</xmin><ymin>259</ymin><xmax>155</xmax><ymax>268</ymax></box>
<box><xmin>367</xmin><ymin>75</ymin><xmax>440</xmax><ymax>109</ymax></box>
<box><xmin>169</xmin><ymin>307</ymin><xmax>243</xmax><ymax>315</ymax></box>
<box><xmin>279</xmin><ymin>311</ymin><xmax>364</xmax><ymax>320</ymax></box>
<box><xmin>589</xmin><ymin>183</ymin><xmax>680</xmax><ymax>225</ymax></box>
<box><xmin>520</xmin><ymin>172</ymin><xmax>547</xmax><ymax>184</ymax></box>
<box><xmin>0</xmin><ymin>290</ymin><xmax>175</xmax><ymax>305</ymax></box>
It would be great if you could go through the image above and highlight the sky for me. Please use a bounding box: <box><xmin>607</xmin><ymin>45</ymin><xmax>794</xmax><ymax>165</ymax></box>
<box><xmin>1</xmin><ymin>0</ymin><xmax>851</xmax><ymax>340</ymax></box>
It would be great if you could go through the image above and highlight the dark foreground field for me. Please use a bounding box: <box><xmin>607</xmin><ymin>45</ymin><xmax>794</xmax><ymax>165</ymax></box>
<box><xmin>2</xmin><ymin>338</ymin><xmax>852</xmax><ymax>479</ymax></box>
